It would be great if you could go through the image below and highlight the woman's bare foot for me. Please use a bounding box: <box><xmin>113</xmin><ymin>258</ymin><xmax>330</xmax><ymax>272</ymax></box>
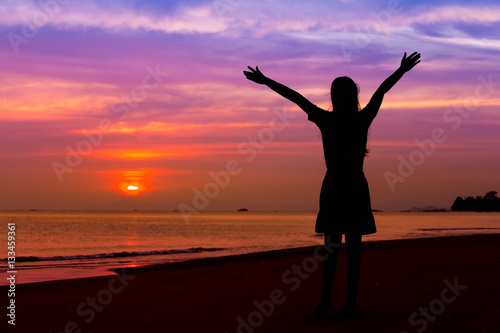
<box><xmin>338</xmin><ymin>301</ymin><xmax>356</xmax><ymax>317</ymax></box>
<box><xmin>313</xmin><ymin>299</ymin><xmax>332</xmax><ymax>319</ymax></box>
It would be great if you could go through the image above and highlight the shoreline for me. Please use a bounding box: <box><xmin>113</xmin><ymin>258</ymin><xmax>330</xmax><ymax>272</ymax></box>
<box><xmin>107</xmin><ymin>232</ymin><xmax>496</xmax><ymax>274</ymax></box>
<box><xmin>5</xmin><ymin>231</ymin><xmax>500</xmax><ymax>287</ymax></box>
<box><xmin>8</xmin><ymin>231</ymin><xmax>500</xmax><ymax>286</ymax></box>
<box><xmin>3</xmin><ymin>233</ymin><xmax>499</xmax><ymax>332</ymax></box>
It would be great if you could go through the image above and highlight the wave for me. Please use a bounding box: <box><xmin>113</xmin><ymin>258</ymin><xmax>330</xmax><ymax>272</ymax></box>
<box><xmin>418</xmin><ymin>227</ymin><xmax>500</xmax><ymax>231</ymax></box>
<box><xmin>6</xmin><ymin>247</ymin><xmax>223</xmax><ymax>263</ymax></box>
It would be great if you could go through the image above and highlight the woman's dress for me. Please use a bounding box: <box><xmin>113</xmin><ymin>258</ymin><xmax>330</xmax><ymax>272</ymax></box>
<box><xmin>308</xmin><ymin>105</ymin><xmax>377</xmax><ymax>235</ymax></box>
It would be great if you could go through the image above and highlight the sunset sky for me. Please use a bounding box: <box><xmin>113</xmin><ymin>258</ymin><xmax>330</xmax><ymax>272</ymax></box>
<box><xmin>1</xmin><ymin>0</ymin><xmax>499</xmax><ymax>212</ymax></box>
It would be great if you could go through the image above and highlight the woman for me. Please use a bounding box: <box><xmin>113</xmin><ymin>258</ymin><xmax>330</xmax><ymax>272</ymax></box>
<box><xmin>243</xmin><ymin>51</ymin><xmax>421</xmax><ymax>318</ymax></box>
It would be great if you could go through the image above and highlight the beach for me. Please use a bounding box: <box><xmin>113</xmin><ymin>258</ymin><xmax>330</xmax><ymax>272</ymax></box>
<box><xmin>3</xmin><ymin>234</ymin><xmax>499</xmax><ymax>333</ymax></box>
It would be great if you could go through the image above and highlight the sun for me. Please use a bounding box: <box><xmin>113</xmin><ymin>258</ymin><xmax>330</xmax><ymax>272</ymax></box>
<box><xmin>119</xmin><ymin>182</ymin><xmax>145</xmax><ymax>196</ymax></box>
<box><xmin>114</xmin><ymin>170</ymin><xmax>153</xmax><ymax>196</ymax></box>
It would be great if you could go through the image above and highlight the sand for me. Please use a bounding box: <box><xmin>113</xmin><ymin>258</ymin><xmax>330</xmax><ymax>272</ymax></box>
<box><xmin>2</xmin><ymin>234</ymin><xmax>499</xmax><ymax>333</ymax></box>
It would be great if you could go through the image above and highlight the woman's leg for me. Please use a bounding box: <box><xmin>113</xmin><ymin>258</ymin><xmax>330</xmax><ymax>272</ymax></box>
<box><xmin>314</xmin><ymin>232</ymin><xmax>342</xmax><ymax>318</ymax></box>
<box><xmin>343</xmin><ymin>232</ymin><xmax>362</xmax><ymax>313</ymax></box>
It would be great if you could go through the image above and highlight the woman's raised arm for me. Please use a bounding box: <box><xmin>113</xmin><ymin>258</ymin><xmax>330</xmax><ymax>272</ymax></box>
<box><xmin>243</xmin><ymin>66</ymin><xmax>317</xmax><ymax>114</ymax></box>
<box><xmin>362</xmin><ymin>52</ymin><xmax>421</xmax><ymax>121</ymax></box>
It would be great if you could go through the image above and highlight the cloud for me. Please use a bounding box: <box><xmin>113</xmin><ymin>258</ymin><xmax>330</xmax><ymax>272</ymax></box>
<box><xmin>400</xmin><ymin>5</ymin><xmax>500</xmax><ymax>26</ymax></box>
<box><xmin>1</xmin><ymin>0</ymin><xmax>500</xmax><ymax>210</ymax></box>
<box><xmin>0</xmin><ymin>0</ymin><xmax>227</xmax><ymax>34</ymax></box>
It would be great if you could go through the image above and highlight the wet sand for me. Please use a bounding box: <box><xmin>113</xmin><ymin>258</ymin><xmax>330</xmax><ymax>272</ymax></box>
<box><xmin>3</xmin><ymin>234</ymin><xmax>499</xmax><ymax>332</ymax></box>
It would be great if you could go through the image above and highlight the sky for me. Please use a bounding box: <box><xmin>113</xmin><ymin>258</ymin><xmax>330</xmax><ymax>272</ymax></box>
<box><xmin>0</xmin><ymin>0</ymin><xmax>499</xmax><ymax>212</ymax></box>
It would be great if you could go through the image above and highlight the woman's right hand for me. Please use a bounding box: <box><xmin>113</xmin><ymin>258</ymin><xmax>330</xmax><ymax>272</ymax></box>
<box><xmin>243</xmin><ymin>66</ymin><xmax>267</xmax><ymax>84</ymax></box>
<box><xmin>400</xmin><ymin>52</ymin><xmax>421</xmax><ymax>72</ymax></box>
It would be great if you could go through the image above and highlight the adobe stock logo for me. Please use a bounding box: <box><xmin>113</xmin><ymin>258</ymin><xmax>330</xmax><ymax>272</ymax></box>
<box><xmin>400</xmin><ymin>277</ymin><xmax>467</xmax><ymax>333</ymax></box>
<box><xmin>51</xmin><ymin>269</ymin><xmax>135</xmax><ymax>333</ymax></box>
<box><xmin>7</xmin><ymin>0</ymin><xmax>72</xmax><ymax>54</ymax></box>
<box><xmin>226</xmin><ymin>236</ymin><xmax>341</xmax><ymax>333</ymax></box>
<box><xmin>51</xmin><ymin>65</ymin><xmax>169</xmax><ymax>182</ymax></box>
<box><xmin>385</xmin><ymin>74</ymin><xmax>498</xmax><ymax>192</ymax></box>
<box><xmin>178</xmin><ymin>107</ymin><xmax>296</xmax><ymax>223</ymax></box>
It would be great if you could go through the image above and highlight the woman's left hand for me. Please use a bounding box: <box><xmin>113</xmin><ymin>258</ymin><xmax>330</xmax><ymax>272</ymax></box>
<box><xmin>400</xmin><ymin>52</ymin><xmax>421</xmax><ymax>72</ymax></box>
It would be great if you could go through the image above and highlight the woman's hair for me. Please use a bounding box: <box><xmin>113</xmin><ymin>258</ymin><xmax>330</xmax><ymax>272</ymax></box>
<box><xmin>330</xmin><ymin>76</ymin><xmax>369</xmax><ymax>155</ymax></box>
<box><xmin>330</xmin><ymin>76</ymin><xmax>360</xmax><ymax>112</ymax></box>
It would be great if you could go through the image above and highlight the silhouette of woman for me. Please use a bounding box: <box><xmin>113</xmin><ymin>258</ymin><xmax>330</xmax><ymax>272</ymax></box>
<box><xmin>244</xmin><ymin>52</ymin><xmax>421</xmax><ymax>318</ymax></box>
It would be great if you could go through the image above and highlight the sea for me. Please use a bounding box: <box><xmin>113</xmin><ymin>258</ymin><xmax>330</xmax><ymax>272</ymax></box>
<box><xmin>1</xmin><ymin>210</ymin><xmax>500</xmax><ymax>285</ymax></box>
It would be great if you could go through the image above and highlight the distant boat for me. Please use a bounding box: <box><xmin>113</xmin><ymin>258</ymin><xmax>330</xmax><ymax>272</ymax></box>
<box><xmin>237</xmin><ymin>208</ymin><xmax>249</xmax><ymax>212</ymax></box>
